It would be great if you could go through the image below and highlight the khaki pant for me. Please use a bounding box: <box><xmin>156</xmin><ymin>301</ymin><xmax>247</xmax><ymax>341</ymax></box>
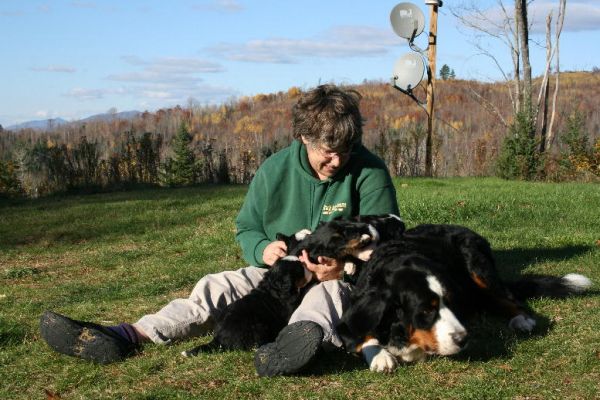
<box><xmin>135</xmin><ymin>266</ymin><xmax>352</xmax><ymax>349</ymax></box>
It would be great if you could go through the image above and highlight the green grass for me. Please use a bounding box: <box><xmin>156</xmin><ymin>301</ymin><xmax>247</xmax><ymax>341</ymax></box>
<box><xmin>0</xmin><ymin>178</ymin><xmax>598</xmax><ymax>399</ymax></box>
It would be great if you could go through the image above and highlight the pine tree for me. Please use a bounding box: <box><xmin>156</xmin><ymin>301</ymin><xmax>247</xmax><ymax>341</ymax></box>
<box><xmin>439</xmin><ymin>64</ymin><xmax>451</xmax><ymax>80</ymax></box>
<box><xmin>169</xmin><ymin>123</ymin><xmax>196</xmax><ymax>186</ymax></box>
<box><xmin>449</xmin><ymin>69</ymin><xmax>456</xmax><ymax>79</ymax></box>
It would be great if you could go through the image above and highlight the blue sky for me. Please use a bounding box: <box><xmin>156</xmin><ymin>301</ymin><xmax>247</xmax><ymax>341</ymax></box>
<box><xmin>1</xmin><ymin>0</ymin><xmax>599</xmax><ymax>127</ymax></box>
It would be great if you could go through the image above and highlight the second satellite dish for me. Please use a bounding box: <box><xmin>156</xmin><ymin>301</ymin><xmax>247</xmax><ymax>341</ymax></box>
<box><xmin>392</xmin><ymin>53</ymin><xmax>425</xmax><ymax>92</ymax></box>
<box><xmin>390</xmin><ymin>2</ymin><xmax>425</xmax><ymax>40</ymax></box>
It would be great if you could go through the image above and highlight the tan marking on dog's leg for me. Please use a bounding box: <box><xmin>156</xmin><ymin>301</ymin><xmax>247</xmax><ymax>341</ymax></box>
<box><xmin>471</xmin><ymin>272</ymin><xmax>488</xmax><ymax>289</ymax></box>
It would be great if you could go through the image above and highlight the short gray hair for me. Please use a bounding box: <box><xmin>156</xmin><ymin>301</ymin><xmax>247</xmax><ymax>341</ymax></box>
<box><xmin>292</xmin><ymin>84</ymin><xmax>363</xmax><ymax>150</ymax></box>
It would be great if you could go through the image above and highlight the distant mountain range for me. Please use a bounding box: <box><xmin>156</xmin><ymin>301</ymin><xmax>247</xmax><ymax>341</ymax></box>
<box><xmin>5</xmin><ymin>111</ymin><xmax>142</xmax><ymax>131</ymax></box>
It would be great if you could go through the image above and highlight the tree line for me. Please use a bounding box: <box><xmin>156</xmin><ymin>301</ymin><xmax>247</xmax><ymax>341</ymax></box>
<box><xmin>1</xmin><ymin>73</ymin><xmax>599</xmax><ymax>198</ymax></box>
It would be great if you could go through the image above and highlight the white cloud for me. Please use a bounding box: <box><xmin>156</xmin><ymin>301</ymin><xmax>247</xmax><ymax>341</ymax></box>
<box><xmin>61</xmin><ymin>55</ymin><xmax>235</xmax><ymax>108</ymax></box>
<box><xmin>31</xmin><ymin>65</ymin><xmax>77</xmax><ymax>73</ymax></box>
<box><xmin>129</xmin><ymin>82</ymin><xmax>237</xmax><ymax>110</ymax></box>
<box><xmin>63</xmin><ymin>87</ymin><xmax>126</xmax><ymax>100</ymax></box>
<box><xmin>107</xmin><ymin>71</ymin><xmax>200</xmax><ymax>84</ymax></box>
<box><xmin>529</xmin><ymin>1</ymin><xmax>600</xmax><ymax>33</ymax></box>
<box><xmin>105</xmin><ymin>56</ymin><xmax>226</xmax><ymax>101</ymax></box>
<box><xmin>454</xmin><ymin>1</ymin><xmax>600</xmax><ymax>35</ymax></box>
<box><xmin>139</xmin><ymin>57</ymin><xmax>223</xmax><ymax>74</ymax></box>
<box><xmin>142</xmin><ymin>90</ymin><xmax>173</xmax><ymax>99</ymax></box>
<box><xmin>60</xmin><ymin>56</ymin><xmax>234</xmax><ymax>109</ymax></box>
<box><xmin>210</xmin><ymin>25</ymin><xmax>398</xmax><ymax>64</ymax></box>
<box><xmin>114</xmin><ymin>56</ymin><xmax>224</xmax><ymax>79</ymax></box>
<box><xmin>35</xmin><ymin>110</ymin><xmax>49</xmax><ymax>118</ymax></box>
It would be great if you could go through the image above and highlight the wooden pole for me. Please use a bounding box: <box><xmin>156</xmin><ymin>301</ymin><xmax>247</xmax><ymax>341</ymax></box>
<box><xmin>425</xmin><ymin>1</ymin><xmax>439</xmax><ymax>177</ymax></box>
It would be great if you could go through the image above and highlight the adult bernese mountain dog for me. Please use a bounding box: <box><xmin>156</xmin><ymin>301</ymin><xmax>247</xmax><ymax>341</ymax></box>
<box><xmin>182</xmin><ymin>220</ymin><xmax>379</xmax><ymax>356</ymax></box>
<box><xmin>336</xmin><ymin>222</ymin><xmax>593</xmax><ymax>373</ymax></box>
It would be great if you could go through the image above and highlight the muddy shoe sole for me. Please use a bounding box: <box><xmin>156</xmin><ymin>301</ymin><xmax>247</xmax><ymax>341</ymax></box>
<box><xmin>254</xmin><ymin>320</ymin><xmax>323</xmax><ymax>377</ymax></box>
<box><xmin>39</xmin><ymin>310</ymin><xmax>137</xmax><ymax>364</ymax></box>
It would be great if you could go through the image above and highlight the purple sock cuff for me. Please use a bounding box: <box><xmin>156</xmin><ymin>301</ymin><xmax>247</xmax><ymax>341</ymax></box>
<box><xmin>107</xmin><ymin>323</ymin><xmax>140</xmax><ymax>344</ymax></box>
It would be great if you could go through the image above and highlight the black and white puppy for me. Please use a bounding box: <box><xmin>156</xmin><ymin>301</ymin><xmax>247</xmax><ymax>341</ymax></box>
<box><xmin>182</xmin><ymin>221</ymin><xmax>379</xmax><ymax>356</ymax></box>
<box><xmin>337</xmin><ymin>224</ymin><xmax>593</xmax><ymax>373</ymax></box>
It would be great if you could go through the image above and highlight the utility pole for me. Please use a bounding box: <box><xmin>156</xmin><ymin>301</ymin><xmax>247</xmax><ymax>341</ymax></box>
<box><xmin>424</xmin><ymin>0</ymin><xmax>440</xmax><ymax>176</ymax></box>
<box><xmin>390</xmin><ymin>1</ymin><xmax>442</xmax><ymax>177</ymax></box>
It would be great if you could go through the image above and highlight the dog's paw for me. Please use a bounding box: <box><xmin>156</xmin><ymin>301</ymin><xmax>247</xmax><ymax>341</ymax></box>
<box><xmin>369</xmin><ymin>349</ymin><xmax>398</xmax><ymax>373</ymax></box>
<box><xmin>361</xmin><ymin>339</ymin><xmax>398</xmax><ymax>373</ymax></box>
<box><xmin>181</xmin><ymin>349</ymin><xmax>195</xmax><ymax>358</ymax></box>
<box><xmin>509</xmin><ymin>314</ymin><xmax>536</xmax><ymax>333</ymax></box>
<box><xmin>344</xmin><ymin>261</ymin><xmax>357</xmax><ymax>276</ymax></box>
<box><xmin>294</xmin><ymin>229</ymin><xmax>312</xmax><ymax>241</ymax></box>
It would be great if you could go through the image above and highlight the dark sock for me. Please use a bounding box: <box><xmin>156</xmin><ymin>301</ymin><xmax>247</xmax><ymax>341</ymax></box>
<box><xmin>107</xmin><ymin>323</ymin><xmax>140</xmax><ymax>345</ymax></box>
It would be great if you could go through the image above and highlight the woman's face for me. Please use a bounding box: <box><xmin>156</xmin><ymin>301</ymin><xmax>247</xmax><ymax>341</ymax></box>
<box><xmin>302</xmin><ymin>136</ymin><xmax>352</xmax><ymax>180</ymax></box>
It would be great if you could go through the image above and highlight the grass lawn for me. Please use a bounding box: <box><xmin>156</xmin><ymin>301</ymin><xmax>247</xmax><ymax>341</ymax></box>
<box><xmin>0</xmin><ymin>178</ymin><xmax>598</xmax><ymax>399</ymax></box>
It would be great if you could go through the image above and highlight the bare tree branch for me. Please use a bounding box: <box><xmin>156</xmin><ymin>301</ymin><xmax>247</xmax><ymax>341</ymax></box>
<box><xmin>536</xmin><ymin>11</ymin><xmax>555</xmax><ymax>112</ymax></box>
<box><xmin>474</xmin><ymin>47</ymin><xmax>517</xmax><ymax>110</ymax></box>
<box><xmin>538</xmin><ymin>12</ymin><xmax>553</xmax><ymax>153</ymax></box>
<box><xmin>547</xmin><ymin>0</ymin><xmax>566</xmax><ymax>150</ymax></box>
<box><xmin>467</xmin><ymin>83</ymin><xmax>509</xmax><ymax>128</ymax></box>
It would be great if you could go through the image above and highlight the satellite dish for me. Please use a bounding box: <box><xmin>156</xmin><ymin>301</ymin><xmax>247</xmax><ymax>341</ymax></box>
<box><xmin>392</xmin><ymin>53</ymin><xmax>425</xmax><ymax>91</ymax></box>
<box><xmin>390</xmin><ymin>2</ymin><xmax>425</xmax><ymax>40</ymax></box>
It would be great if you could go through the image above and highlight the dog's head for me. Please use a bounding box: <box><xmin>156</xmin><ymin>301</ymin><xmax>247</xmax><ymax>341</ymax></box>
<box><xmin>265</xmin><ymin>255</ymin><xmax>314</xmax><ymax>293</ymax></box>
<box><xmin>338</xmin><ymin>254</ymin><xmax>468</xmax><ymax>362</ymax></box>
<box><xmin>297</xmin><ymin>220</ymin><xmax>379</xmax><ymax>263</ymax></box>
<box><xmin>352</xmin><ymin>214</ymin><xmax>406</xmax><ymax>242</ymax></box>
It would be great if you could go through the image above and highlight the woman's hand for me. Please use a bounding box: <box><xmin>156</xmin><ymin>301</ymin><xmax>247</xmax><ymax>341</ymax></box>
<box><xmin>299</xmin><ymin>250</ymin><xmax>344</xmax><ymax>281</ymax></box>
<box><xmin>262</xmin><ymin>241</ymin><xmax>288</xmax><ymax>266</ymax></box>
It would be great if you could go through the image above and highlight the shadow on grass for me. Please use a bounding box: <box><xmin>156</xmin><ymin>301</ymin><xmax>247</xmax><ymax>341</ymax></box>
<box><xmin>453</xmin><ymin>313</ymin><xmax>554</xmax><ymax>362</ymax></box>
<box><xmin>299</xmin><ymin>348</ymin><xmax>366</xmax><ymax>376</ymax></box>
<box><xmin>0</xmin><ymin>317</ymin><xmax>27</xmax><ymax>348</ymax></box>
<box><xmin>0</xmin><ymin>184</ymin><xmax>247</xmax><ymax>250</ymax></box>
<box><xmin>300</xmin><ymin>311</ymin><xmax>561</xmax><ymax>375</ymax></box>
<box><xmin>494</xmin><ymin>245</ymin><xmax>594</xmax><ymax>276</ymax></box>
<box><xmin>304</xmin><ymin>316</ymin><xmax>556</xmax><ymax>375</ymax></box>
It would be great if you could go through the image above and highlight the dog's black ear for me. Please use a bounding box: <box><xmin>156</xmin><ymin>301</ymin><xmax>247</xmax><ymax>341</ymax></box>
<box><xmin>337</xmin><ymin>289</ymin><xmax>390</xmax><ymax>353</ymax></box>
<box><xmin>276</xmin><ymin>232</ymin><xmax>297</xmax><ymax>250</ymax></box>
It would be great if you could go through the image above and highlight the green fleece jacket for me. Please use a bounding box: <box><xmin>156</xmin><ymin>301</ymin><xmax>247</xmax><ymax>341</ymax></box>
<box><xmin>235</xmin><ymin>139</ymin><xmax>399</xmax><ymax>266</ymax></box>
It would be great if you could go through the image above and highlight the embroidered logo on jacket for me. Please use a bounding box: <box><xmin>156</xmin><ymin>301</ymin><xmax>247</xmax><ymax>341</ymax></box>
<box><xmin>322</xmin><ymin>202</ymin><xmax>347</xmax><ymax>215</ymax></box>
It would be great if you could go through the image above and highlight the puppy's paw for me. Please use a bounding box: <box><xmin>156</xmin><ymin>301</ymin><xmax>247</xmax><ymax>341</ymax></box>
<box><xmin>369</xmin><ymin>349</ymin><xmax>397</xmax><ymax>373</ymax></box>
<box><xmin>344</xmin><ymin>261</ymin><xmax>356</xmax><ymax>276</ymax></box>
<box><xmin>181</xmin><ymin>349</ymin><xmax>195</xmax><ymax>358</ymax></box>
<box><xmin>509</xmin><ymin>314</ymin><xmax>536</xmax><ymax>333</ymax></box>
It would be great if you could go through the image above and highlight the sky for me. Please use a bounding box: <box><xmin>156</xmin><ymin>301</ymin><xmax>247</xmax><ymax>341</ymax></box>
<box><xmin>1</xmin><ymin>0</ymin><xmax>600</xmax><ymax>127</ymax></box>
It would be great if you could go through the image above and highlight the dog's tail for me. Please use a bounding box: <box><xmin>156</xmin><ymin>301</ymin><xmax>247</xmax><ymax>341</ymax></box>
<box><xmin>508</xmin><ymin>273</ymin><xmax>592</xmax><ymax>300</ymax></box>
<box><xmin>181</xmin><ymin>340</ymin><xmax>221</xmax><ymax>357</ymax></box>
